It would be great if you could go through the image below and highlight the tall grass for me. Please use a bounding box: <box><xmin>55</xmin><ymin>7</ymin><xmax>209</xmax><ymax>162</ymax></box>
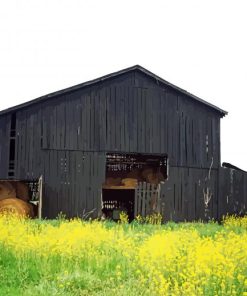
<box><xmin>0</xmin><ymin>215</ymin><xmax>246</xmax><ymax>295</ymax></box>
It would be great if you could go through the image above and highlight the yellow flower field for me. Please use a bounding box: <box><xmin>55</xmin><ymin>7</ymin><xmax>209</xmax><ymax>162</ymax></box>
<box><xmin>0</xmin><ymin>214</ymin><xmax>246</xmax><ymax>296</ymax></box>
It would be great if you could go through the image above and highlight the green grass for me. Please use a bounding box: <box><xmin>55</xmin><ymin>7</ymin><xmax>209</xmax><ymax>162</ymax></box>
<box><xmin>0</xmin><ymin>218</ymin><xmax>246</xmax><ymax>296</ymax></box>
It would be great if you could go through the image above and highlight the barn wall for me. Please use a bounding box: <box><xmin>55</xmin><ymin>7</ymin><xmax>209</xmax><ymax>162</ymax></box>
<box><xmin>161</xmin><ymin>166</ymin><xmax>218</xmax><ymax>222</ymax></box>
<box><xmin>0</xmin><ymin>114</ymin><xmax>11</xmax><ymax>178</ymax></box>
<box><xmin>42</xmin><ymin>150</ymin><xmax>106</xmax><ymax>218</ymax></box>
<box><xmin>40</xmin><ymin>71</ymin><xmax>221</xmax><ymax>168</ymax></box>
<box><xmin>15</xmin><ymin>105</ymin><xmax>43</xmax><ymax>180</ymax></box>
<box><xmin>1</xmin><ymin>105</ymin><xmax>106</xmax><ymax>218</ymax></box>
<box><xmin>12</xmin><ymin>72</ymin><xmax>222</xmax><ymax>176</ymax></box>
<box><xmin>0</xmin><ymin>70</ymin><xmax>224</xmax><ymax>219</ymax></box>
<box><xmin>218</xmin><ymin>167</ymin><xmax>247</xmax><ymax>219</ymax></box>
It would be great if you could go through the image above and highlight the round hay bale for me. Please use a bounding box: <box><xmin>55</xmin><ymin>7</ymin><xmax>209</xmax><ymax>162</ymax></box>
<box><xmin>15</xmin><ymin>182</ymin><xmax>30</xmax><ymax>202</ymax></box>
<box><xmin>0</xmin><ymin>181</ymin><xmax>16</xmax><ymax>201</ymax></box>
<box><xmin>0</xmin><ymin>198</ymin><xmax>34</xmax><ymax>218</ymax></box>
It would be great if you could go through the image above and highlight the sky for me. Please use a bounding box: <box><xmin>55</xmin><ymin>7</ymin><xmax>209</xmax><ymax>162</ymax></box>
<box><xmin>0</xmin><ymin>0</ymin><xmax>246</xmax><ymax>170</ymax></box>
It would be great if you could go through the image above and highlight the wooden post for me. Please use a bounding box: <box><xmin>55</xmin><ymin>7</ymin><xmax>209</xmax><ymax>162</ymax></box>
<box><xmin>134</xmin><ymin>186</ymin><xmax>138</xmax><ymax>217</ymax></box>
<box><xmin>157</xmin><ymin>184</ymin><xmax>161</xmax><ymax>213</ymax></box>
<box><xmin>38</xmin><ymin>175</ymin><xmax>43</xmax><ymax>219</ymax></box>
<box><xmin>141</xmin><ymin>182</ymin><xmax>146</xmax><ymax>217</ymax></box>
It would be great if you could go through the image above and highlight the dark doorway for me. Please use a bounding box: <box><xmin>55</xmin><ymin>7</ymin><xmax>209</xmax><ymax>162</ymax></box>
<box><xmin>102</xmin><ymin>189</ymin><xmax>135</xmax><ymax>221</ymax></box>
<box><xmin>102</xmin><ymin>152</ymin><xmax>168</xmax><ymax>221</ymax></box>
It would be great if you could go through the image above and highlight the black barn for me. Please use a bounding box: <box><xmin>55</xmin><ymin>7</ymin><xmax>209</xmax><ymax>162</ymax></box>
<box><xmin>0</xmin><ymin>65</ymin><xmax>246</xmax><ymax>221</ymax></box>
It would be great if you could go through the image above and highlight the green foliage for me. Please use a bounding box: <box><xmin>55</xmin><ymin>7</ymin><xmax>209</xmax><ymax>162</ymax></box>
<box><xmin>119</xmin><ymin>211</ymin><xmax>129</xmax><ymax>224</ymax></box>
<box><xmin>0</xmin><ymin>216</ymin><xmax>246</xmax><ymax>295</ymax></box>
<box><xmin>134</xmin><ymin>213</ymin><xmax>162</xmax><ymax>225</ymax></box>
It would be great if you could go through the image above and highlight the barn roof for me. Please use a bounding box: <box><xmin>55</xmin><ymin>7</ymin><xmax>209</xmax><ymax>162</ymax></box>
<box><xmin>0</xmin><ymin>65</ymin><xmax>227</xmax><ymax>116</ymax></box>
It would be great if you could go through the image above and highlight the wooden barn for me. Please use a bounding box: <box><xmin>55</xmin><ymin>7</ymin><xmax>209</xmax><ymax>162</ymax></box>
<box><xmin>0</xmin><ymin>65</ymin><xmax>246</xmax><ymax>221</ymax></box>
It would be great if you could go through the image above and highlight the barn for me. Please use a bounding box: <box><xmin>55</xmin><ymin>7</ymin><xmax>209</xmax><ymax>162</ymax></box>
<box><xmin>0</xmin><ymin>65</ymin><xmax>246</xmax><ymax>221</ymax></box>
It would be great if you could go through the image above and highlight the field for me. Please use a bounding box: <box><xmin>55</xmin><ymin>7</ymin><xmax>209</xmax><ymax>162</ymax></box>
<box><xmin>0</xmin><ymin>215</ymin><xmax>247</xmax><ymax>296</ymax></box>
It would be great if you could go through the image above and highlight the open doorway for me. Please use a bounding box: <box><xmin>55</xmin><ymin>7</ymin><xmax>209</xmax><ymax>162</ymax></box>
<box><xmin>0</xmin><ymin>176</ymin><xmax>43</xmax><ymax>218</ymax></box>
<box><xmin>102</xmin><ymin>189</ymin><xmax>135</xmax><ymax>221</ymax></box>
<box><xmin>102</xmin><ymin>153</ymin><xmax>168</xmax><ymax>221</ymax></box>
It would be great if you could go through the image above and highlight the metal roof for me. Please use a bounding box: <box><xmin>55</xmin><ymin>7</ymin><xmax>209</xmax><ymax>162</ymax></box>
<box><xmin>0</xmin><ymin>65</ymin><xmax>228</xmax><ymax>116</ymax></box>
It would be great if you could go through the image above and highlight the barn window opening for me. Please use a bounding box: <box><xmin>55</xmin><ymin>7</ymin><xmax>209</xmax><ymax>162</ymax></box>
<box><xmin>8</xmin><ymin>113</ymin><xmax>17</xmax><ymax>178</ymax></box>
<box><xmin>10</xmin><ymin>112</ymin><xmax>16</xmax><ymax>137</ymax></box>
<box><xmin>102</xmin><ymin>152</ymin><xmax>168</xmax><ymax>221</ymax></box>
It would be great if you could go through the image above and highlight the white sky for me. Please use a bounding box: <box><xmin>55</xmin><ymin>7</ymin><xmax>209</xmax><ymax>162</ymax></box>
<box><xmin>0</xmin><ymin>0</ymin><xmax>247</xmax><ymax>170</ymax></box>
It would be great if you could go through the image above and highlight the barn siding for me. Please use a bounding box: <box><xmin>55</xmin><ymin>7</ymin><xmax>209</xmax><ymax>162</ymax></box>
<box><xmin>0</xmin><ymin>69</ymin><xmax>245</xmax><ymax>220</ymax></box>
<box><xmin>38</xmin><ymin>72</ymin><xmax>221</xmax><ymax>169</ymax></box>
<box><xmin>161</xmin><ymin>166</ymin><xmax>218</xmax><ymax>222</ymax></box>
<box><xmin>218</xmin><ymin>167</ymin><xmax>247</xmax><ymax>219</ymax></box>
<box><xmin>0</xmin><ymin>114</ymin><xmax>11</xmax><ymax>178</ymax></box>
<box><xmin>41</xmin><ymin>151</ymin><xmax>106</xmax><ymax>218</ymax></box>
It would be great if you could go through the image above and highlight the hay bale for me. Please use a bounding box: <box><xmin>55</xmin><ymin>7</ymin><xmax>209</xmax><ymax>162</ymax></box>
<box><xmin>156</xmin><ymin>171</ymin><xmax>165</xmax><ymax>182</ymax></box>
<box><xmin>105</xmin><ymin>177</ymin><xmax>122</xmax><ymax>186</ymax></box>
<box><xmin>142</xmin><ymin>168</ymin><xmax>165</xmax><ymax>184</ymax></box>
<box><xmin>142</xmin><ymin>168</ymin><xmax>153</xmax><ymax>180</ymax></box>
<box><xmin>142</xmin><ymin>168</ymin><xmax>156</xmax><ymax>183</ymax></box>
<box><xmin>0</xmin><ymin>181</ymin><xmax>16</xmax><ymax>201</ymax></box>
<box><xmin>127</xmin><ymin>170</ymin><xmax>141</xmax><ymax>180</ymax></box>
<box><xmin>122</xmin><ymin>178</ymin><xmax>138</xmax><ymax>188</ymax></box>
<box><xmin>0</xmin><ymin>198</ymin><xmax>34</xmax><ymax>218</ymax></box>
<box><xmin>146</xmin><ymin>173</ymin><xmax>159</xmax><ymax>185</ymax></box>
<box><xmin>15</xmin><ymin>182</ymin><xmax>30</xmax><ymax>202</ymax></box>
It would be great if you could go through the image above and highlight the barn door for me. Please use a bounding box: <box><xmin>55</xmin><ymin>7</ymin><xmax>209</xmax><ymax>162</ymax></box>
<box><xmin>134</xmin><ymin>182</ymin><xmax>161</xmax><ymax>217</ymax></box>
